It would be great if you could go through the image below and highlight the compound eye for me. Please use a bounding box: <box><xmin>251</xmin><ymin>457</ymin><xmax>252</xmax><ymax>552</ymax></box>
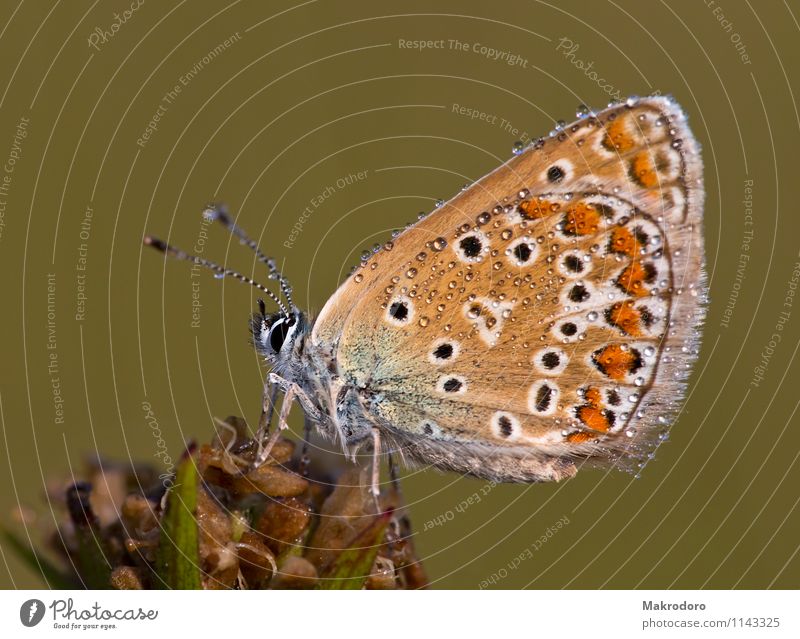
<box><xmin>268</xmin><ymin>315</ymin><xmax>295</xmax><ymax>352</ymax></box>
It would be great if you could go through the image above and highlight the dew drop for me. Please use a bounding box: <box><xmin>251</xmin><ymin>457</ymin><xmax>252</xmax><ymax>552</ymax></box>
<box><xmin>512</xmin><ymin>141</ymin><xmax>525</xmax><ymax>155</ymax></box>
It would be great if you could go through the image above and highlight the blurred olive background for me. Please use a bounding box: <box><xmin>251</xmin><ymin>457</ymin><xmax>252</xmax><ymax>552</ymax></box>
<box><xmin>0</xmin><ymin>0</ymin><xmax>798</xmax><ymax>589</ymax></box>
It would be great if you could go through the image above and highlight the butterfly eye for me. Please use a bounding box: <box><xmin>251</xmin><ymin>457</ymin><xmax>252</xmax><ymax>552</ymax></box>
<box><xmin>268</xmin><ymin>315</ymin><xmax>296</xmax><ymax>352</ymax></box>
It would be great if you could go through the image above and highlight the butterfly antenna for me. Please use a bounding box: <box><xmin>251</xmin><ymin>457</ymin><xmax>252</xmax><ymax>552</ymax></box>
<box><xmin>203</xmin><ymin>205</ymin><xmax>295</xmax><ymax>310</ymax></box>
<box><xmin>143</xmin><ymin>235</ymin><xmax>289</xmax><ymax>317</ymax></box>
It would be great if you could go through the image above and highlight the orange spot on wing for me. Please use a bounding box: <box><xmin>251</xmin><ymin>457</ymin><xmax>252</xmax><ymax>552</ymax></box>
<box><xmin>606</xmin><ymin>300</ymin><xmax>643</xmax><ymax>336</ymax></box>
<box><xmin>584</xmin><ymin>386</ymin><xmax>602</xmax><ymax>407</ymax></box>
<box><xmin>563</xmin><ymin>202</ymin><xmax>601</xmax><ymax>236</ymax></box>
<box><xmin>602</xmin><ymin>118</ymin><xmax>635</xmax><ymax>153</ymax></box>
<box><xmin>630</xmin><ymin>151</ymin><xmax>659</xmax><ymax>188</ymax></box>
<box><xmin>609</xmin><ymin>226</ymin><xmax>641</xmax><ymax>257</ymax></box>
<box><xmin>592</xmin><ymin>344</ymin><xmax>640</xmax><ymax>381</ymax></box>
<box><xmin>616</xmin><ymin>260</ymin><xmax>654</xmax><ymax>297</ymax></box>
<box><xmin>519</xmin><ymin>199</ymin><xmax>559</xmax><ymax>219</ymax></box>
<box><xmin>574</xmin><ymin>386</ymin><xmax>612</xmax><ymax>433</ymax></box>
<box><xmin>566</xmin><ymin>431</ymin><xmax>597</xmax><ymax>443</ymax></box>
<box><xmin>577</xmin><ymin>405</ymin><xmax>612</xmax><ymax>432</ymax></box>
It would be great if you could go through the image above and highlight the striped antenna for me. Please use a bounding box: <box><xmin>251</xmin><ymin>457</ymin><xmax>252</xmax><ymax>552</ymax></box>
<box><xmin>203</xmin><ymin>206</ymin><xmax>295</xmax><ymax>310</ymax></box>
<box><xmin>143</xmin><ymin>235</ymin><xmax>289</xmax><ymax>317</ymax></box>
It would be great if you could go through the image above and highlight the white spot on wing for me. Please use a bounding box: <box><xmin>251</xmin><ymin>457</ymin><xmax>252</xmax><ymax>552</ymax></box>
<box><xmin>463</xmin><ymin>297</ymin><xmax>515</xmax><ymax>347</ymax></box>
<box><xmin>490</xmin><ymin>411</ymin><xmax>520</xmax><ymax>441</ymax></box>
<box><xmin>428</xmin><ymin>338</ymin><xmax>460</xmax><ymax>365</ymax></box>
<box><xmin>436</xmin><ymin>374</ymin><xmax>467</xmax><ymax>395</ymax></box>
<box><xmin>385</xmin><ymin>295</ymin><xmax>414</xmax><ymax>327</ymax></box>
<box><xmin>529</xmin><ymin>380</ymin><xmax>559</xmax><ymax>415</ymax></box>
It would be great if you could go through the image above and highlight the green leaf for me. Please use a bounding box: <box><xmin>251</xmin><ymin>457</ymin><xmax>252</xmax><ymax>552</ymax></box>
<box><xmin>0</xmin><ymin>527</ymin><xmax>74</xmax><ymax>589</ymax></box>
<box><xmin>316</xmin><ymin>512</ymin><xmax>389</xmax><ymax>590</ymax></box>
<box><xmin>155</xmin><ymin>455</ymin><xmax>202</xmax><ymax>589</ymax></box>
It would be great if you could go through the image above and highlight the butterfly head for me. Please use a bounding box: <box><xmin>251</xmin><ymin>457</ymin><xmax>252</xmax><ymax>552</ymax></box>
<box><xmin>144</xmin><ymin>205</ymin><xmax>309</xmax><ymax>372</ymax></box>
<box><xmin>251</xmin><ymin>301</ymin><xmax>308</xmax><ymax>367</ymax></box>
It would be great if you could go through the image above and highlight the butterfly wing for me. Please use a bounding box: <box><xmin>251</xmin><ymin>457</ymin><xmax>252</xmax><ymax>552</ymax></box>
<box><xmin>312</xmin><ymin>96</ymin><xmax>705</xmax><ymax>481</ymax></box>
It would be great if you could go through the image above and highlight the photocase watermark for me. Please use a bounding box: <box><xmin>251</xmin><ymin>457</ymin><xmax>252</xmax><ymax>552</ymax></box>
<box><xmin>555</xmin><ymin>37</ymin><xmax>623</xmax><ymax>102</ymax></box>
<box><xmin>20</xmin><ymin>599</ymin><xmax>45</xmax><ymax>627</ymax></box>
<box><xmin>703</xmin><ymin>1</ymin><xmax>753</xmax><ymax>65</ymax></box>
<box><xmin>137</xmin><ymin>31</ymin><xmax>242</xmax><ymax>148</ymax></box>
<box><xmin>478</xmin><ymin>515</ymin><xmax>571</xmax><ymax>588</ymax></box>
<box><xmin>74</xmin><ymin>203</ymin><xmax>93</xmax><ymax>322</ymax></box>
<box><xmin>751</xmin><ymin>252</ymin><xmax>800</xmax><ymax>388</ymax></box>
<box><xmin>141</xmin><ymin>400</ymin><xmax>175</xmax><ymax>487</ymax></box>
<box><xmin>87</xmin><ymin>0</ymin><xmax>145</xmax><ymax>52</ymax></box>
<box><xmin>398</xmin><ymin>37</ymin><xmax>529</xmax><ymax>68</ymax></box>
<box><xmin>720</xmin><ymin>179</ymin><xmax>754</xmax><ymax>329</ymax></box>
<box><xmin>422</xmin><ymin>479</ymin><xmax>497</xmax><ymax>531</ymax></box>
<box><xmin>21</xmin><ymin>598</ymin><xmax>157</xmax><ymax>630</ymax></box>
<box><xmin>46</xmin><ymin>274</ymin><xmax>65</xmax><ymax>426</ymax></box>
<box><xmin>284</xmin><ymin>169</ymin><xmax>369</xmax><ymax>249</ymax></box>
<box><xmin>0</xmin><ymin>114</ymin><xmax>30</xmax><ymax>243</ymax></box>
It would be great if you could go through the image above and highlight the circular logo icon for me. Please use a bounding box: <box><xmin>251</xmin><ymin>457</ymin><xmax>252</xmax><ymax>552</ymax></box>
<box><xmin>20</xmin><ymin>599</ymin><xmax>45</xmax><ymax>627</ymax></box>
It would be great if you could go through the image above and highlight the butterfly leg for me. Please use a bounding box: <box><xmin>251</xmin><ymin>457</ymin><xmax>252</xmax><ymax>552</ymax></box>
<box><xmin>255</xmin><ymin>378</ymin><xmax>279</xmax><ymax>449</ymax></box>
<box><xmin>267</xmin><ymin>372</ymin><xmax>322</xmax><ymax>421</ymax></box>
<box><xmin>298</xmin><ymin>414</ymin><xmax>313</xmax><ymax>477</ymax></box>
<box><xmin>254</xmin><ymin>383</ymin><xmax>296</xmax><ymax>467</ymax></box>
<box><xmin>386</xmin><ymin>452</ymin><xmax>403</xmax><ymax>540</ymax></box>
<box><xmin>370</xmin><ymin>428</ymin><xmax>382</xmax><ymax>514</ymax></box>
<box><xmin>254</xmin><ymin>373</ymin><xmax>321</xmax><ymax>467</ymax></box>
<box><xmin>388</xmin><ymin>451</ymin><xmax>400</xmax><ymax>491</ymax></box>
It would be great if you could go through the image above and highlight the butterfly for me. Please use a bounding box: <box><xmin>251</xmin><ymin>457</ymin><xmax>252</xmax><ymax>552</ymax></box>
<box><xmin>145</xmin><ymin>95</ymin><xmax>705</xmax><ymax>488</ymax></box>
